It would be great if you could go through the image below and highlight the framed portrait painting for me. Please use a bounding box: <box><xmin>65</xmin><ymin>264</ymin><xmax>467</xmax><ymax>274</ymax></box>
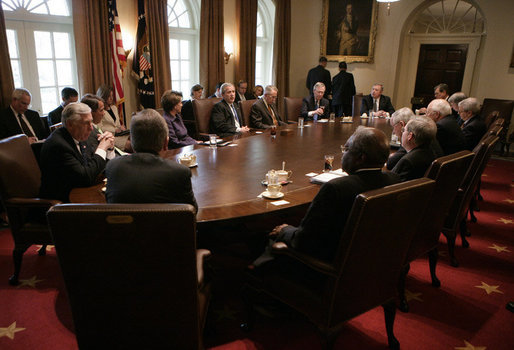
<box><xmin>320</xmin><ymin>0</ymin><xmax>378</xmax><ymax>63</ymax></box>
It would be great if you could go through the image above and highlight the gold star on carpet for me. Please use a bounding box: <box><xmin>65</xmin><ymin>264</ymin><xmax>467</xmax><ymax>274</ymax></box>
<box><xmin>405</xmin><ymin>289</ymin><xmax>423</xmax><ymax>302</ymax></box>
<box><xmin>503</xmin><ymin>199</ymin><xmax>514</xmax><ymax>204</ymax></box>
<box><xmin>0</xmin><ymin>322</ymin><xmax>26</xmax><ymax>340</ymax></box>
<box><xmin>17</xmin><ymin>275</ymin><xmax>43</xmax><ymax>288</ymax></box>
<box><xmin>35</xmin><ymin>245</ymin><xmax>55</xmax><ymax>252</ymax></box>
<box><xmin>488</xmin><ymin>244</ymin><xmax>511</xmax><ymax>253</ymax></box>
<box><xmin>481</xmin><ymin>173</ymin><xmax>488</xmax><ymax>177</ymax></box>
<box><xmin>213</xmin><ymin>304</ymin><xmax>237</xmax><ymax>321</ymax></box>
<box><xmin>497</xmin><ymin>218</ymin><xmax>513</xmax><ymax>224</ymax></box>
<box><xmin>475</xmin><ymin>282</ymin><xmax>503</xmax><ymax>295</ymax></box>
<box><xmin>455</xmin><ymin>340</ymin><xmax>486</xmax><ymax>350</ymax></box>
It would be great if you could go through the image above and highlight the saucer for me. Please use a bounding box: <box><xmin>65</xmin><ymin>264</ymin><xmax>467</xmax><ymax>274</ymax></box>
<box><xmin>187</xmin><ymin>162</ymin><xmax>198</xmax><ymax>168</ymax></box>
<box><xmin>261</xmin><ymin>191</ymin><xmax>285</xmax><ymax>199</ymax></box>
<box><xmin>261</xmin><ymin>180</ymin><xmax>290</xmax><ymax>186</ymax></box>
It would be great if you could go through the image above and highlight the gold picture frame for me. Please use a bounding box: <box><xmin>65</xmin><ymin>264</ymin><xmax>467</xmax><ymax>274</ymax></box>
<box><xmin>320</xmin><ymin>0</ymin><xmax>378</xmax><ymax>63</ymax></box>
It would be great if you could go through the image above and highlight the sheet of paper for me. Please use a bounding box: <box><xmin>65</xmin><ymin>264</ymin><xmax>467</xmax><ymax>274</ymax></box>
<box><xmin>271</xmin><ymin>200</ymin><xmax>289</xmax><ymax>206</ymax></box>
<box><xmin>305</xmin><ymin>172</ymin><xmax>318</xmax><ymax>177</ymax></box>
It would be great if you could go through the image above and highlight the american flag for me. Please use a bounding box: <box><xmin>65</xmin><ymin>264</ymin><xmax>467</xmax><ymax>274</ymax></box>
<box><xmin>108</xmin><ymin>0</ymin><xmax>126</xmax><ymax>120</ymax></box>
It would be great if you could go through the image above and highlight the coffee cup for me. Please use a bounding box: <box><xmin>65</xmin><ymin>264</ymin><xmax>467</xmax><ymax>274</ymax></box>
<box><xmin>179</xmin><ymin>154</ymin><xmax>196</xmax><ymax>167</ymax></box>
<box><xmin>276</xmin><ymin>170</ymin><xmax>292</xmax><ymax>183</ymax></box>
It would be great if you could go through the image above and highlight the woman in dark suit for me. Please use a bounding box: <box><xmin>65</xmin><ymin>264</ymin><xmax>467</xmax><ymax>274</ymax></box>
<box><xmin>161</xmin><ymin>90</ymin><xmax>199</xmax><ymax>149</ymax></box>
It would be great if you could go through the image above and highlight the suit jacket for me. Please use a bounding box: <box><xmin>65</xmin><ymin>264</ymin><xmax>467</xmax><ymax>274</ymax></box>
<box><xmin>391</xmin><ymin>145</ymin><xmax>436</xmax><ymax>182</ymax></box>
<box><xmin>48</xmin><ymin>105</ymin><xmax>64</xmax><ymax>126</ymax></box>
<box><xmin>234</xmin><ymin>91</ymin><xmax>255</xmax><ymax>104</ymax></box>
<box><xmin>105</xmin><ymin>152</ymin><xmax>198</xmax><ymax>211</ymax></box>
<box><xmin>279</xmin><ymin>169</ymin><xmax>400</xmax><ymax>262</ymax></box>
<box><xmin>39</xmin><ymin>127</ymin><xmax>106</xmax><ymax>202</ymax></box>
<box><xmin>387</xmin><ymin>139</ymin><xmax>443</xmax><ymax>170</ymax></box>
<box><xmin>300</xmin><ymin>95</ymin><xmax>330</xmax><ymax>120</ymax></box>
<box><xmin>209</xmin><ymin>100</ymin><xmax>244</xmax><ymax>137</ymax></box>
<box><xmin>181</xmin><ymin>100</ymin><xmax>194</xmax><ymax>122</ymax></box>
<box><xmin>360</xmin><ymin>94</ymin><xmax>395</xmax><ymax>115</ymax></box>
<box><xmin>99</xmin><ymin>105</ymin><xmax>129</xmax><ymax>150</ymax></box>
<box><xmin>331</xmin><ymin>70</ymin><xmax>356</xmax><ymax>106</ymax></box>
<box><xmin>0</xmin><ymin>107</ymin><xmax>48</xmax><ymax>140</ymax></box>
<box><xmin>306</xmin><ymin>65</ymin><xmax>331</xmax><ymax>97</ymax></box>
<box><xmin>462</xmin><ymin>115</ymin><xmax>487</xmax><ymax>151</ymax></box>
<box><xmin>249</xmin><ymin>98</ymin><xmax>286</xmax><ymax>129</ymax></box>
<box><xmin>436</xmin><ymin>116</ymin><xmax>466</xmax><ymax>155</ymax></box>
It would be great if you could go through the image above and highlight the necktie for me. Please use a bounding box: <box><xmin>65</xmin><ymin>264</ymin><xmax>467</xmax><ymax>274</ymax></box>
<box><xmin>79</xmin><ymin>141</ymin><xmax>88</xmax><ymax>165</ymax></box>
<box><xmin>231</xmin><ymin>104</ymin><xmax>241</xmax><ymax>127</ymax></box>
<box><xmin>267</xmin><ymin>104</ymin><xmax>278</xmax><ymax>126</ymax></box>
<box><xmin>18</xmin><ymin>114</ymin><xmax>35</xmax><ymax>137</ymax></box>
<box><xmin>373</xmin><ymin>99</ymin><xmax>378</xmax><ymax>112</ymax></box>
<box><xmin>314</xmin><ymin>101</ymin><xmax>319</xmax><ymax>121</ymax></box>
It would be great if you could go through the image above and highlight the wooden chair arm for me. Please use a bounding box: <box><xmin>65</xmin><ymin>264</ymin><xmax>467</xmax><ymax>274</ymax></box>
<box><xmin>196</xmin><ymin>249</ymin><xmax>212</xmax><ymax>287</ymax></box>
<box><xmin>271</xmin><ymin>242</ymin><xmax>338</xmax><ymax>277</ymax></box>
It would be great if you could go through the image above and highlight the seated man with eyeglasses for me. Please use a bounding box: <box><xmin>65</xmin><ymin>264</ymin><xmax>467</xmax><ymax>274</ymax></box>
<box><xmin>391</xmin><ymin>116</ymin><xmax>438</xmax><ymax>182</ymax></box>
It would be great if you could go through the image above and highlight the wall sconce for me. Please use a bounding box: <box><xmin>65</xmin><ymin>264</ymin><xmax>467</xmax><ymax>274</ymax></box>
<box><xmin>122</xmin><ymin>31</ymin><xmax>134</xmax><ymax>57</ymax></box>
<box><xmin>377</xmin><ymin>0</ymin><xmax>400</xmax><ymax>16</ymax></box>
<box><xmin>224</xmin><ymin>37</ymin><xmax>233</xmax><ymax>64</ymax></box>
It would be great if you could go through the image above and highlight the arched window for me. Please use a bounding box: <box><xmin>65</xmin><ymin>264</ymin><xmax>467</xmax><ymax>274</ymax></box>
<box><xmin>255</xmin><ymin>0</ymin><xmax>274</xmax><ymax>87</ymax></box>
<box><xmin>167</xmin><ymin>0</ymin><xmax>200</xmax><ymax>96</ymax></box>
<box><xmin>2</xmin><ymin>0</ymin><xmax>78</xmax><ymax>115</ymax></box>
<box><xmin>410</xmin><ymin>0</ymin><xmax>484</xmax><ymax>34</ymax></box>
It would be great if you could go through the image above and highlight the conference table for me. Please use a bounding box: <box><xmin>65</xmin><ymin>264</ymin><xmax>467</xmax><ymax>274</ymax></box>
<box><xmin>70</xmin><ymin>117</ymin><xmax>394</xmax><ymax>224</ymax></box>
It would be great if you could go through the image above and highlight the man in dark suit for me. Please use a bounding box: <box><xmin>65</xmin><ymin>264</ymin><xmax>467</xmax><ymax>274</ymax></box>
<box><xmin>426</xmin><ymin>99</ymin><xmax>466</xmax><ymax>156</ymax></box>
<box><xmin>47</xmin><ymin>87</ymin><xmax>79</xmax><ymax>126</ymax></box>
<box><xmin>105</xmin><ymin>109</ymin><xmax>197</xmax><ymax>210</ymax></box>
<box><xmin>234</xmin><ymin>80</ymin><xmax>254</xmax><ymax>103</ymax></box>
<box><xmin>249</xmin><ymin>85</ymin><xmax>286</xmax><ymax>129</ymax></box>
<box><xmin>0</xmin><ymin>88</ymin><xmax>48</xmax><ymax>142</ymax></box>
<box><xmin>208</xmin><ymin>82</ymin><xmax>224</xmax><ymax>99</ymax></box>
<box><xmin>458</xmin><ymin>97</ymin><xmax>487</xmax><ymax>151</ymax></box>
<box><xmin>301</xmin><ymin>82</ymin><xmax>330</xmax><ymax>120</ymax></box>
<box><xmin>39</xmin><ymin>102</ymin><xmax>114</xmax><ymax>202</ymax></box>
<box><xmin>306</xmin><ymin>57</ymin><xmax>331</xmax><ymax>99</ymax></box>
<box><xmin>209</xmin><ymin>83</ymin><xmax>250</xmax><ymax>137</ymax></box>
<box><xmin>331</xmin><ymin>61</ymin><xmax>356</xmax><ymax>117</ymax></box>
<box><xmin>448</xmin><ymin>92</ymin><xmax>466</xmax><ymax>125</ymax></box>
<box><xmin>253</xmin><ymin>126</ymin><xmax>399</xmax><ymax>265</ymax></box>
<box><xmin>391</xmin><ymin>117</ymin><xmax>437</xmax><ymax>182</ymax></box>
<box><xmin>181</xmin><ymin>84</ymin><xmax>203</xmax><ymax>136</ymax></box>
<box><xmin>360</xmin><ymin>84</ymin><xmax>395</xmax><ymax>117</ymax></box>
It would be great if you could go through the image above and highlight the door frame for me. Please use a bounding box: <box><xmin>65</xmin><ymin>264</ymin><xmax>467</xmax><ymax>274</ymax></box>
<box><xmin>395</xmin><ymin>33</ymin><xmax>483</xmax><ymax>108</ymax></box>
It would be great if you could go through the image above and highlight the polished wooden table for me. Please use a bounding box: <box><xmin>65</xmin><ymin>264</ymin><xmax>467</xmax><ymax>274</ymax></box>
<box><xmin>70</xmin><ymin>117</ymin><xmax>393</xmax><ymax>223</ymax></box>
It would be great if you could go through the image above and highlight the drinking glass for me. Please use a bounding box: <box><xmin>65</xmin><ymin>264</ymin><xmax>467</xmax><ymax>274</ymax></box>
<box><xmin>209</xmin><ymin>134</ymin><xmax>217</xmax><ymax>148</ymax></box>
<box><xmin>324</xmin><ymin>155</ymin><xmax>334</xmax><ymax>172</ymax></box>
<box><xmin>298</xmin><ymin>117</ymin><xmax>304</xmax><ymax>128</ymax></box>
<box><xmin>329</xmin><ymin>113</ymin><xmax>335</xmax><ymax>122</ymax></box>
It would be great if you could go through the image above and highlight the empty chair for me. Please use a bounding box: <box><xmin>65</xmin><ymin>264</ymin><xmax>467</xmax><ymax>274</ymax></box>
<box><xmin>479</xmin><ymin>98</ymin><xmax>513</xmax><ymax>155</ymax></box>
<box><xmin>352</xmin><ymin>93</ymin><xmax>364</xmax><ymax>117</ymax></box>
<box><xmin>442</xmin><ymin>134</ymin><xmax>499</xmax><ymax>267</ymax></box>
<box><xmin>47</xmin><ymin>203</ymin><xmax>211</xmax><ymax>349</ymax></box>
<box><xmin>239</xmin><ymin>99</ymin><xmax>255</xmax><ymax>128</ymax></box>
<box><xmin>0</xmin><ymin>134</ymin><xmax>59</xmax><ymax>285</ymax></box>
<box><xmin>398</xmin><ymin>151</ymin><xmax>474</xmax><ymax>312</ymax></box>
<box><xmin>192</xmin><ymin>98</ymin><xmax>221</xmax><ymax>139</ymax></box>
<box><xmin>242</xmin><ymin>178</ymin><xmax>435</xmax><ymax>350</ymax></box>
<box><xmin>283</xmin><ymin>97</ymin><xmax>302</xmax><ymax>122</ymax></box>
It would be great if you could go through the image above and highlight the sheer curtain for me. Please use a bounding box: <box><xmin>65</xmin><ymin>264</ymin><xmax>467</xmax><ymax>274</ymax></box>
<box><xmin>235</xmin><ymin>0</ymin><xmax>257</xmax><ymax>88</ymax></box>
<box><xmin>72</xmin><ymin>0</ymin><xmax>112</xmax><ymax>95</ymax></box>
<box><xmin>0</xmin><ymin>7</ymin><xmax>14</xmax><ymax>109</ymax></box>
<box><xmin>199</xmin><ymin>0</ymin><xmax>225</xmax><ymax>96</ymax></box>
<box><xmin>272</xmin><ymin>0</ymin><xmax>291</xmax><ymax>115</ymax></box>
<box><xmin>146</xmin><ymin>0</ymin><xmax>171</xmax><ymax>108</ymax></box>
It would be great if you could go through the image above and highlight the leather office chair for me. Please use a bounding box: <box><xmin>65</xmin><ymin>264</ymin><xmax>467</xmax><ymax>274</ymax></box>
<box><xmin>352</xmin><ymin>93</ymin><xmax>364</xmax><ymax>117</ymax></box>
<box><xmin>47</xmin><ymin>203</ymin><xmax>211</xmax><ymax>350</ymax></box>
<box><xmin>40</xmin><ymin>115</ymin><xmax>51</xmax><ymax>138</ymax></box>
<box><xmin>398</xmin><ymin>151</ymin><xmax>474</xmax><ymax>312</ymax></box>
<box><xmin>242</xmin><ymin>178</ymin><xmax>435</xmax><ymax>350</ymax></box>
<box><xmin>0</xmin><ymin>134</ymin><xmax>59</xmax><ymax>285</ymax></box>
<box><xmin>238</xmin><ymin>99</ymin><xmax>255</xmax><ymax>128</ymax></box>
<box><xmin>192</xmin><ymin>98</ymin><xmax>221</xmax><ymax>140</ymax></box>
<box><xmin>479</xmin><ymin>98</ymin><xmax>513</xmax><ymax>155</ymax></box>
<box><xmin>442</xmin><ymin>135</ymin><xmax>499</xmax><ymax>267</ymax></box>
<box><xmin>283</xmin><ymin>97</ymin><xmax>302</xmax><ymax>122</ymax></box>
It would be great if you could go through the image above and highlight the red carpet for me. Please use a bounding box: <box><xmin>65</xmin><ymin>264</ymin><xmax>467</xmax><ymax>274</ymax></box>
<box><xmin>1</xmin><ymin>159</ymin><xmax>513</xmax><ymax>349</ymax></box>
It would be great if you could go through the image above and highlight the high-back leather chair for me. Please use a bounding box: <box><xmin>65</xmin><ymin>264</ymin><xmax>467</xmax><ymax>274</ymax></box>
<box><xmin>283</xmin><ymin>97</ymin><xmax>302</xmax><ymax>122</ymax></box>
<box><xmin>47</xmin><ymin>203</ymin><xmax>211</xmax><ymax>350</ymax></box>
<box><xmin>242</xmin><ymin>178</ymin><xmax>435</xmax><ymax>349</ymax></box>
<box><xmin>352</xmin><ymin>93</ymin><xmax>364</xmax><ymax>117</ymax></box>
<box><xmin>398</xmin><ymin>151</ymin><xmax>474</xmax><ymax>312</ymax></box>
<box><xmin>479</xmin><ymin>98</ymin><xmax>513</xmax><ymax>154</ymax></box>
<box><xmin>192</xmin><ymin>98</ymin><xmax>221</xmax><ymax>139</ymax></box>
<box><xmin>0</xmin><ymin>134</ymin><xmax>59</xmax><ymax>285</ymax></box>
<box><xmin>442</xmin><ymin>134</ymin><xmax>499</xmax><ymax>267</ymax></box>
<box><xmin>239</xmin><ymin>99</ymin><xmax>255</xmax><ymax>128</ymax></box>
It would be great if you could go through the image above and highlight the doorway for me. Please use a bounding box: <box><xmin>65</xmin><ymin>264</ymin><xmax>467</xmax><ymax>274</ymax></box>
<box><xmin>413</xmin><ymin>44</ymin><xmax>468</xmax><ymax>109</ymax></box>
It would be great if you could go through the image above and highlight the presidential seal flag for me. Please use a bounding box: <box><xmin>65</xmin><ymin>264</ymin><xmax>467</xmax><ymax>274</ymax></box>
<box><xmin>132</xmin><ymin>0</ymin><xmax>155</xmax><ymax>108</ymax></box>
